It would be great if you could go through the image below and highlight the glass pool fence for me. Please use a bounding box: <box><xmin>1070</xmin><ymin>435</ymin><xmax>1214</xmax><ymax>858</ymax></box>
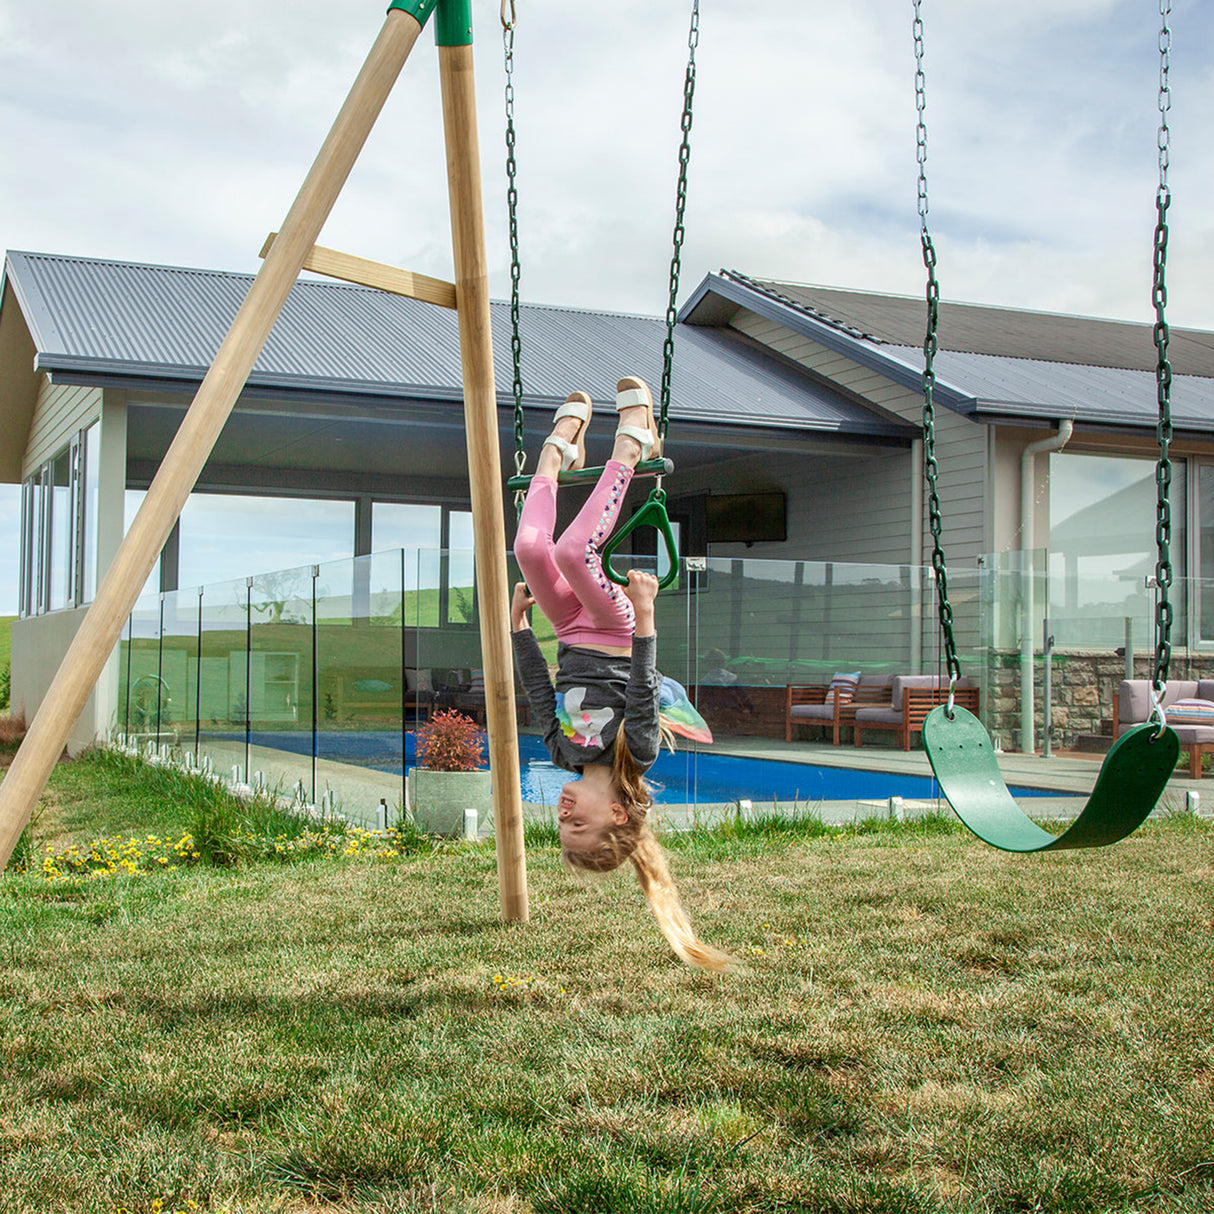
<box><xmin>116</xmin><ymin>548</ymin><xmax>1210</xmax><ymax>823</ymax></box>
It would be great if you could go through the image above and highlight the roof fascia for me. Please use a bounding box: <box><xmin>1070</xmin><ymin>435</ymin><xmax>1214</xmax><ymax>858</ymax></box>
<box><xmin>679</xmin><ymin>272</ymin><xmax>977</xmax><ymax>414</ymax></box>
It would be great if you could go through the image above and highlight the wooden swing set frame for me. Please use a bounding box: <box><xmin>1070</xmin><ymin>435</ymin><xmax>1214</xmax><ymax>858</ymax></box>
<box><xmin>0</xmin><ymin>0</ymin><xmax>531</xmax><ymax>921</ymax></box>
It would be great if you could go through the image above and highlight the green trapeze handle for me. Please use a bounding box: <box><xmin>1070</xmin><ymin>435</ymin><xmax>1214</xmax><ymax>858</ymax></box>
<box><xmin>602</xmin><ymin>488</ymin><xmax>680</xmax><ymax>592</ymax></box>
<box><xmin>922</xmin><ymin>704</ymin><xmax>1178</xmax><ymax>852</ymax></box>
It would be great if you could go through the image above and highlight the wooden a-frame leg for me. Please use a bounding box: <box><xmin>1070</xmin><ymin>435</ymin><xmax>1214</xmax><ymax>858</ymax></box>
<box><xmin>0</xmin><ymin>11</ymin><xmax>424</xmax><ymax>870</ymax></box>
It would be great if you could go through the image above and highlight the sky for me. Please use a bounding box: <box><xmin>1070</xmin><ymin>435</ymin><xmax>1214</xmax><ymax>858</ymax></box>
<box><xmin>1</xmin><ymin>0</ymin><xmax>1213</xmax><ymax>612</ymax></box>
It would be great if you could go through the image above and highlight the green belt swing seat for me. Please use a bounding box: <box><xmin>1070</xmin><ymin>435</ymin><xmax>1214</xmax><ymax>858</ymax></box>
<box><xmin>910</xmin><ymin>0</ymin><xmax>1180</xmax><ymax>852</ymax></box>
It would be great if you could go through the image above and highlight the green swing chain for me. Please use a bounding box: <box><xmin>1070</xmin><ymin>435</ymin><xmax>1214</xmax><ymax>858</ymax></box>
<box><xmin>502</xmin><ymin>0</ymin><xmax>697</xmax><ymax>536</ymax></box>
<box><xmin>1151</xmin><ymin>0</ymin><xmax>1174</xmax><ymax>700</ymax></box>
<box><xmin>501</xmin><ymin>0</ymin><xmax>526</xmax><ymax>517</ymax></box>
<box><xmin>657</xmin><ymin>0</ymin><xmax>700</xmax><ymax>463</ymax></box>
<box><xmin>912</xmin><ymin>0</ymin><xmax>962</xmax><ymax>693</ymax></box>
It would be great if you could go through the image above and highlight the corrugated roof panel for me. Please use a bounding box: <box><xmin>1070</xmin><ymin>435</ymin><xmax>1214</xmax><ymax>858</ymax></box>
<box><xmin>5</xmin><ymin>251</ymin><xmax>914</xmax><ymax>439</ymax></box>
<box><xmin>888</xmin><ymin>343</ymin><xmax>1214</xmax><ymax>427</ymax></box>
<box><xmin>752</xmin><ymin>274</ymin><xmax>1214</xmax><ymax>377</ymax></box>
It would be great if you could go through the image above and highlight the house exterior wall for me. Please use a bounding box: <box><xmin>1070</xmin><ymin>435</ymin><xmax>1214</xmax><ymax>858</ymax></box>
<box><xmin>729</xmin><ymin>310</ymin><xmax>991</xmax><ymax>567</ymax></box>
<box><xmin>23</xmin><ymin>380</ymin><xmax>102</xmax><ymax>477</ymax></box>
<box><xmin>12</xmin><ymin>388</ymin><xmax>128</xmax><ymax>748</ymax></box>
<box><xmin>675</xmin><ymin>447</ymin><xmax>913</xmax><ymax>564</ymax></box>
<box><xmin>727</xmin><ymin>308</ymin><xmax>988</xmax><ymax>679</ymax></box>
<box><xmin>10</xmin><ymin>609</ymin><xmax>120</xmax><ymax>755</ymax></box>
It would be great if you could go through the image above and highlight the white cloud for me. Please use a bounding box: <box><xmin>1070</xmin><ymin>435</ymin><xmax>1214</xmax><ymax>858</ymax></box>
<box><xmin>2</xmin><ymin>0</ymin><xmax>1213</xmax><ymax>606</ymax></box>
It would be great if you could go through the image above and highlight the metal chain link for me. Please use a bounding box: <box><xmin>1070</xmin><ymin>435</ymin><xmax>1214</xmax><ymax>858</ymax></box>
<box><xmin>659</xmin><ymin>0</ymin><xmax>700</xmax><ymax>449</ymax></box>
<box><xmin>1152</xmin><ymin>0</ymin><xmax>1174</xmax><ymax>693</ymax></box>
<box><xmin>501</xmin><ymin>0</ymin><xmax>526</xmax><ymax>514</ymax></box>
<box><xmin>913</xmin><ymin>0</ymin><xmax>961</xmax><ymax>691</ymax></box>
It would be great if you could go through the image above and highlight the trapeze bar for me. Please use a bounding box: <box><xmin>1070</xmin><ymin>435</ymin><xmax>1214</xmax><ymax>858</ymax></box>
<box><xmin>506</xmin><ymin>457</ymin><xmax>672</xmax><ymax>494</ymax></box>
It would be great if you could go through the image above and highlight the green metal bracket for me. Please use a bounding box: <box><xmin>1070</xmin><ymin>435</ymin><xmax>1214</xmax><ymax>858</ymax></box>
<box><xmin>602</xmin><ymin>488</ymin><xmax>680</xmax><ymax>592</ymax></box>
<box><xmin>435</xmin><ymin>0</ymin><xmax>472</xmax><ymax>46</ymax></box>
<box><xmin>386</xmin><ymin>0</ymin><xmax>440</xmax><ymax>26</ymax></box>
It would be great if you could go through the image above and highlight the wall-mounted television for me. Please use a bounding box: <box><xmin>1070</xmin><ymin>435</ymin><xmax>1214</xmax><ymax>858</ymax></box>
<box><xmin>704</xmin><ymin>491</ymin><xmax>787</xmax><ymax>545</ymax></box>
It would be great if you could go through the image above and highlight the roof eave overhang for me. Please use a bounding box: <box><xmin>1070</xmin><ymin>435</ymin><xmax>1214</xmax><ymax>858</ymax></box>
<box><xmin>41</xmin><ymin>355</ymin><xmax>917</xmax><ymax>442</ymax></box>
<box><xmin>681</xmin><ymin>272</ymin><xmax>978</xmax><ymax>415</ymax></box>
<box><xmin>973</xmin><ymin>403</ymin><xmax>1214</xmax><ymax>445</ymax></box>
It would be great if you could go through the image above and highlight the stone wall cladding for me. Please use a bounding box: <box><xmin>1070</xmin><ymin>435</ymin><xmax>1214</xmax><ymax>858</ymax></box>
<box><xmin>988</xmin><ymin>651</ymin><xmax>1214</xmax><ymax>751</ymax></box>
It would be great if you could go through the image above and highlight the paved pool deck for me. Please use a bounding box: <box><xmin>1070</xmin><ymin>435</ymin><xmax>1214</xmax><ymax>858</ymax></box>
<box><xmin>174</xmin><ymin>731</ymin><xmax>1211</xmax><ymax>834</ymax></box>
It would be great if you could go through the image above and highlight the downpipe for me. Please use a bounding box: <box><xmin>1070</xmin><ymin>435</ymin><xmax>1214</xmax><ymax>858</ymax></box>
<box><xmin>1020</xmin><ymin>419</ymin><xmax>1074</xmax><ymax>753</ymax></box>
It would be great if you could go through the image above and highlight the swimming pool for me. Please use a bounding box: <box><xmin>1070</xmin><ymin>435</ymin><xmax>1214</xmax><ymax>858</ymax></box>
<box><xmin>227</xmin><ymin>729</ymin><xmax>1056</xmax><ymax>805</ymax></box>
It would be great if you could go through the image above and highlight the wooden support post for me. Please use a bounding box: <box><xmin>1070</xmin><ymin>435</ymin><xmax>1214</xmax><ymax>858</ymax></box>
<box><xmin>439</xmin><ymin>40</ymin><xmax>529</xmax><ymax>923</ymax></box>
<box><xmin>0</xmin><ymin>11</ymin><xmax>424</xmax><ymax>869</ymax></box>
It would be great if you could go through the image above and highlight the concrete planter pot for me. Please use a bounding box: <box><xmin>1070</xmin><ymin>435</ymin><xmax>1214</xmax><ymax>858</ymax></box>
<box><xmin>410</xmin><ymin>769</ymin><xmax>491</xmax><ymax>837</ymax></box>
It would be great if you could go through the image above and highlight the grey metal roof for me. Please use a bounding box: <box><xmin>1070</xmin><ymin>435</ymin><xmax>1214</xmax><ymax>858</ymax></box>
<box><xmin>2</xmin><ymin>250</ymin><xmax>913</xmax><ymax>440</ymax></box>
<box><xmin>750</xmin><ymin>276</ymin><xmax>1214</xmax><ymax>377</ymax></box>
<box><xmin>685</xmin><ymin>271</ymin><xmax>1214</xmax><ymax>433</ymax></box>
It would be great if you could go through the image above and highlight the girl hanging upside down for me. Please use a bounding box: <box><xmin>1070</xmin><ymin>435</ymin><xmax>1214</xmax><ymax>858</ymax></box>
<box><xmin>511</xmin><ymin>376</ymin><xmax>737</xmax><ymax>974</ymax></box>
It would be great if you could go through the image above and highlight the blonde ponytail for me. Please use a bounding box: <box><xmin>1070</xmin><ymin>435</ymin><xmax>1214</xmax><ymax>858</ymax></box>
<box><xmin>628</xmin><ymin>829</ymin><xmax>740</xmax><ymax>974</ymax></box>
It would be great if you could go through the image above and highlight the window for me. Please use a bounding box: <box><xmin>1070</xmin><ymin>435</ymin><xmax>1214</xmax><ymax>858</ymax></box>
<box><xmin>447</xmin><ymin>510</ymin><xmax>475</xmax><ymax>625</ymax></box>
<box><xmin>19</xmin><ymin>424</ymin><xmax>102</xmax><ymax>617</ymax></box>
<box><xmin>1197</xmin><ymin>465</ymin><xmax>1214</xmax><ymax>644</ymax></box>
<box><xmin>371</xmin><ymin>501</ymin><xmax>476</xmax><ymax>628</ymax></box>
<box><xmin>1048</xmin><ymin>451</ymin><xmax>1186</xmax><ymax>649</ymax></box>
<box><xmin>176</xmin><ymin>493</ymin><xmax>355</xmax><ymax>590</ymax></box>
<box><xmin>81</xmin><ymin>422</ymin><xmax>100</xmax><ymax>602</ymax></box>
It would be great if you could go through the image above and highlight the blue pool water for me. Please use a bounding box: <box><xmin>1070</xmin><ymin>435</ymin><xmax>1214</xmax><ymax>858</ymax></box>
<box><xmin>226</xmin><ymin>729</ymin><xmax>1057</xmax><ymax>804</ymax></box>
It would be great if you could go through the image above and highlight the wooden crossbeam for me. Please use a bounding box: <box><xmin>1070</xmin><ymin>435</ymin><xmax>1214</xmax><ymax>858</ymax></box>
<box><xmin>260</xmin><ymin>232</ymin><xmax>457</xmax><ymax>309</ymax></box>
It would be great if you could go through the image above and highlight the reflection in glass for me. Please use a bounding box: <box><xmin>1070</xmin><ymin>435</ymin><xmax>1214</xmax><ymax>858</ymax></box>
<box><xmin>49</xmin><ymin>449</ymin><xmax>72</xmax><ymax>611</ymax></box>
<box><xmin>82</xmin><ymin>421</ymin><xmax>100</xmax><ymax>602</ymax></box>
<box><xmin>178</xmin><ymin>493</ymin><xmax>354</xmax><ymax>590</ymax></box>
<box><xmin>1048</xmin><ymin>451</ymin><xmax>1186</xmax><ymax>648</ymax></box>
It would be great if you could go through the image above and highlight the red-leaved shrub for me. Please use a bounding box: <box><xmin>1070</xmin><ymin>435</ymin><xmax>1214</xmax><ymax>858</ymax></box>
<box><xmin>415</xmin><ymin>709</ymin><xmax>485</xmax><ymax>772</ymax></box>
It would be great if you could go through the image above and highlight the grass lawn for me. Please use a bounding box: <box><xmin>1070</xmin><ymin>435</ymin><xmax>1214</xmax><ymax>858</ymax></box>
<box><xmin>1</xmin><ymin>749</ymin><xmax>1213</xmax><ymax>1213</ymax></box>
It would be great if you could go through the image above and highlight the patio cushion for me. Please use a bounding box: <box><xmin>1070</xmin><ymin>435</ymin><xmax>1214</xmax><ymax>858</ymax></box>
<box><xmin>789</xmin><ymin>704</ymin><xmax>836</xmax><ymax>722</ymax></box>
<box><xmin>854</xmin><ymin>674</ymin><xmax>973</xmax><ymax>724</ymax></box>
<box><xmin>1117</xmin><ymin>679</ymin><xmax>1198</xmax><ymax>723</ymax></box>
<box><xmin>1170</xmin><ymin>724</ymin><xmax>1214</xmax><ymax>743</ymax></box>
<box><xmin>1168</xmin><ymin>698</ymin><xmax>1214</xmax><ymax>725</ymax></box>
<box><xmin>857</xmin><ymin>673</ymin><xmax>895</xmax><ymax>689</ymax></box>
<box><xmin>824</xmin><ymin>671</ymin><xmax>860</xmax><ymax>704</ymax></box>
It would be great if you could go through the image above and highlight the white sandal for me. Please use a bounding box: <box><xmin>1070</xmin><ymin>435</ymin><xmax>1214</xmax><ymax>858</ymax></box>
<box><xmin>615</xmin><ymin>376</ymin><xmax>661</xmax><ymax>461</ymax></box>
<box><xmin>542</xmin><ymin>391</ymin><xmax>593</xmax><ymax>471</ymax></box>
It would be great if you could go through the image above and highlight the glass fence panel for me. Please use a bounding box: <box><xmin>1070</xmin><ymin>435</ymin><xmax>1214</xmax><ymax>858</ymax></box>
<box><xmin>247</xmin><ymin>564</ymin><xmax>315</xmax><ymax>805</ymax></box>
<box><xmin>422</xmin><ymin>546</ymin><xmax>485</xmax><ymax>758</ymax></box>
<box><xmin>159</xmin><ymin>588</ymin><xmax>200</xmax><ymax>755</ymax></box>
<box><xmin>314</xmin><ymin>554</ymin><xmax>404</xmax><ymax>823</ymax></box>
<box><xmin>121</xmin><ymin>593</ymin><xmax>163</xmax><ymax>746</ymax></box>
<box><xmin>196</xmin><ymin>577</ymin><xmax>254</xmax><ymax>785</ymax></box>
<box><xmin>131</xmin><ymin>553</ymin><xmax>1214</xmax><ymax>823</ymax></box>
